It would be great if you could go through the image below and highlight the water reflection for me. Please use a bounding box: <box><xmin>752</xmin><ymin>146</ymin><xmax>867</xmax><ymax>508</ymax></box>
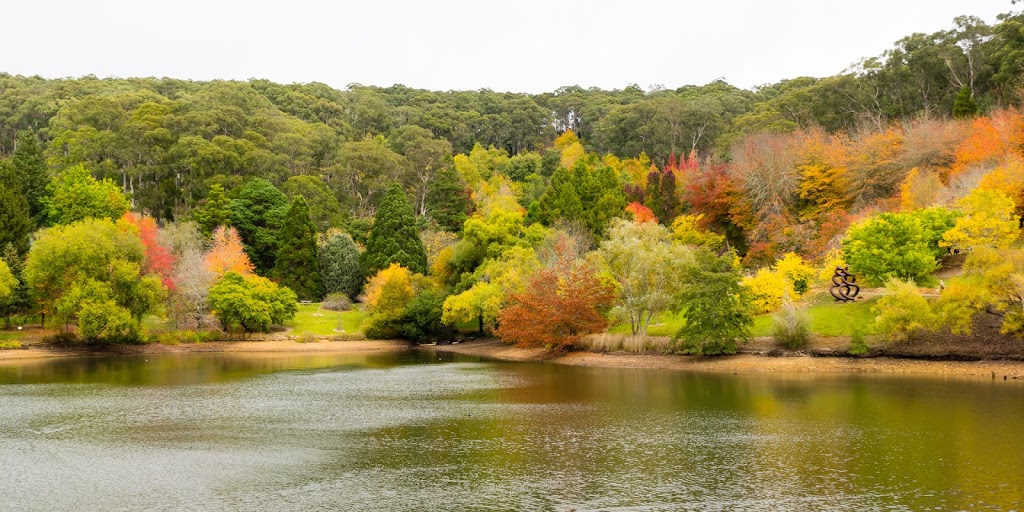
<box><xmin>0</xmin><ymin>352</ymin><xmax>1021</xmax><ymax>511</ymax></box>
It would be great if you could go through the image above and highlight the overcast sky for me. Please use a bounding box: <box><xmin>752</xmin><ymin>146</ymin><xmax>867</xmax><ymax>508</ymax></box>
<box><xmin>2</xmin><ymin>0</ymin><xmax>1015</xmax><ymax>93</ymax></box>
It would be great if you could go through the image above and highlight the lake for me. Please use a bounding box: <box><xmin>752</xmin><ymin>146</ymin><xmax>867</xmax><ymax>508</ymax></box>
<box><xmin>1</xmin><ymin>350</ymin><xmax>1022</xmax><ymax>511</ymax></box>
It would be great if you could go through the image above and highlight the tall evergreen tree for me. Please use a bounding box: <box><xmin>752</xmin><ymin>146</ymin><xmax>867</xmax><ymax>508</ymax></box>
<box><xmin>0</xmin><ymin>183</ymin><xmax>32</xmax><ymax>256</ymax></box>
<box><xmin>230</xmin><ymin>178</ymin><xmax>289</xmax><ymax>274</ymax></box>
<box><xmin>11</xmin><ymin>131</ymin><xmax>50</xmax><ymax>225</ymax></box>
<box><xmin>645</xmin><ymin>167</ymin><xmax>663</xmax><ymax>221</ymax></box>
<box><xmin>319</xmin><ymin>233</ymin><xmax>363</xmax><ymax>299</ymax></box>
<box><xmin>363</xmin><ymin>184</ymin><xmax>427</xmax><ymax>276</ymax></box>
<box><xmin>274</xmin><ymin>196</ymin><xmax>323</xmax><ymax>300</ymax></box>
<box><xmin>658</xmin><ymin>168</ymin><xmax>680</xmax><ymax>224</ymax></box>
<box><xmin>426</xmin><ymin>165</ymin><xmax>470</xmax><ymax>231</ymax></box>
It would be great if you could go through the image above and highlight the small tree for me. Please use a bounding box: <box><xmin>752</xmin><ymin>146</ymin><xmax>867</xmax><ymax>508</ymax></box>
<box><xmin>952</xmin><ymin>86</ymin><xmax>978</xmax><ymax>118</ymax></box>
<box><xmin>597</xmin><ymin>219</ymin><xmax>692</xmax><ymax>336</ymax></box>
<box><xmin>207</xmin><ymin>272</ymin><xmax>297</xmax><ymax>334</ymax></box>
<box><xmin>362</xmin><ymin>263</ymin><xmax>415</xmax><ymax>339</ymax></box>
<box><xmin>496</xmin><ymin>245</ymin><xmax>615</xmax><ymax>350</ymax></box>
<box><xmin>319</xmin><ymin>233</ymin><xmax>363</xmax><ymax>300</ymax></box>
<box><xmin>205</xmin><ymin>226</ymin><xmax>255</xmax><ymax>278</ymax></box>
<box><xmin>674</xmin><ymin>249</ymin><xmax>755</xmax><ymax>355</ymax></box>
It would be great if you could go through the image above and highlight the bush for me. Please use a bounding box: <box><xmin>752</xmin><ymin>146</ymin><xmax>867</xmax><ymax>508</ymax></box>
<box><xmin>848</xmin><ymin>328</ymin><xmax>868</xmax><ymax>356</ymax></box>
<box><xmin>207</xmin><ymin>272</ymin><xmax>298</xmax><ymax>333</ymax></box>
<box><xmin>842</xmin><ymin>208</ymin><xmax>959</xmax><ymax>286</ymax></box>
<box><xmin>321</xmin><ymin>293</ymin><xmax>352</xmax><ymax>312</ymax></box>
<box><xmin>772</xmin><ymin>299</ymin><xmax>811</xmax><ymax>349</ymax></box>
<box><xmin>296</xmin><ymin>332</ymin><xmax>319</xmax><ymax>343</ymax></box>
<box><xmin>874</xmin><ymin>279</ymin><xmax>936</xmax><ymax>341</ymax></box>
<box><xmin>0</xmin><ymin>340</ymin><xmax>21</xmax><ymax>350</ymax></box>
<box><xmin>155</xmin><ymin>330</ymin><xmax>219</xmax><ymax>345</ymax></box>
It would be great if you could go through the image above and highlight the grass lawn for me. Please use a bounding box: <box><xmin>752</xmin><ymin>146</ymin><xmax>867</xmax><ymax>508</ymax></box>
<box><xmin>0</xmin><ymin>331</ymin><xmax>26</xmax><ymax>341</ymax></box>
<box><xmin>289</xmin><ymin>303</ymin><xmax>367</xmax><ymax>336</ymax></box>
<box><xmin>610</xmin><ymin>293</ymin><xmax>880</xmax><ymax>338</ymax></box>
<box><xmin>751</xmin><ymin>295</ymin><xmax>879</xmax><ymax>337</ymax></box>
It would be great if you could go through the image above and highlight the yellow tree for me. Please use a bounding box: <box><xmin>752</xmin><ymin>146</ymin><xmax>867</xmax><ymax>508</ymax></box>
<box><xmin>942</xmin><ymin>189</ymin><xmax>1019</xmax><ymax>250</ymax></box>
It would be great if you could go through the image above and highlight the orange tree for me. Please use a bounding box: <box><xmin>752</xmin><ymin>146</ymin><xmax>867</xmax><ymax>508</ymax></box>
<box><xmin>496</xmin><ymin>244</ymin><xmax>615</xmax><ymax>350</ymax></box>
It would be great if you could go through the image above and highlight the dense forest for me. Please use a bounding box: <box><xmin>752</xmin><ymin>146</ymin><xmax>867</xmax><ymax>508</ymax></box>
<box><xmin>3</xmin><ymin>10</ymin><xmax>1024</xmax><ymax>351</ymax></box>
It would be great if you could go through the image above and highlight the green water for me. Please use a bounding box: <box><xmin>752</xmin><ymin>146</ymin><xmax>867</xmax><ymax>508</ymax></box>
<box><xmin>0</xmin><ymin>350</ymin><xmax>1022</xmax><ymax>511</ymax></box>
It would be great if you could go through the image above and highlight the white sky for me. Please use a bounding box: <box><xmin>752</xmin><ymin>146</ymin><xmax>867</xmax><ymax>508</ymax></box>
<box><xmin>2</xmin><ymin>0</ymin><xmax>1015</xmax><ymax>93</ymax></box>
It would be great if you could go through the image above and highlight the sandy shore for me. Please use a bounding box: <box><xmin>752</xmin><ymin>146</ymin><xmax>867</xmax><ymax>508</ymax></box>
<box><xmin>423</xmin><ymin>339</ymin><xmax>1024</xmax><ymax>381</ymax></box>
<box><xmin>4</xmin><ymin>336</ymin><xmax>1023</xmax><ymax>382</ymax></box>
<box><xmin>0</xmin><ymin>339</ymin><xmax>409</xmax><ymax>363</ymax></box>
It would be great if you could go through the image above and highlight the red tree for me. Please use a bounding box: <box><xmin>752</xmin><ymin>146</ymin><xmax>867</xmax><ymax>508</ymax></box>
<box><xmin>122</xmin><ymin>212</ymin><xmax>176</xmax><ymax>290</ymax></box>
<box><xmin>496</xmin><ymin>243</ymin><xmax>616</xmax><ymax>351</ymax></box>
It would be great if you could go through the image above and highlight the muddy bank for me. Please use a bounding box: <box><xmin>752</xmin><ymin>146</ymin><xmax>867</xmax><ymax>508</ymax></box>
<box><xmin>422</xmin><ymin>339</ymin><xmax>1024</xmax><ymax>381</ymax></box>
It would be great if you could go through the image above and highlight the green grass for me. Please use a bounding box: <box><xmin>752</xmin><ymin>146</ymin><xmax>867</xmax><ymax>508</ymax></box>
<box><xmin>751</xmin><ymin>296</ymin><xmax>879</xmax><ymax>337</ymax></box>
<box><xmin>288</xmin><ymin>303</ymin><xmax>367</xmax><ymax>336</ymax></box>
<box><xmin>610</xmin><ymin>293</ymin><xmax>880</xmax><ymax>338</ymax></box>
<box><xmin>0</xmin><ymin>331</ymin><xmax>26</xmax><ymax>342</ymax></box>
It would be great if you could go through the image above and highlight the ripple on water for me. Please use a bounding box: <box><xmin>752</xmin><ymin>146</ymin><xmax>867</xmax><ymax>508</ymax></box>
<box><xmin>0</xmin><ymin>357</ymin><xmax>1022</xmax><ymax>511</ymax></box>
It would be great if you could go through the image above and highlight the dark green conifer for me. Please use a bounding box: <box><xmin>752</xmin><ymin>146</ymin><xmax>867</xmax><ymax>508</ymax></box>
<box><xmin>953</xmin><ymin>86</ymin><xmax>978</xmax><ymax>118</ymax></box>
<box><xmin>274</xmin><ymin>196</ymin><xmax>323</xmax><ymax>300</ymax></box>
<box><xmin>11</xmin><ymin>131</ymin><xmax>50</xmax><ymax>225</ymax></box>
<box><xmin>363</xmin><ymin>184</ymin><xmax>427</xmax><ymax>276</ymax></box>
<box><xmin>426</xmin><ymin>165</ymin><xmax>470</xmax><ymax>232</ymax></box>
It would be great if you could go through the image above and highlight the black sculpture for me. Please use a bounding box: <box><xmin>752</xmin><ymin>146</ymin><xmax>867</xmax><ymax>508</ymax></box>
<box><xmin>829</xmin><ymin>266</ymin><xmax>860</xmax><ymax>302</ymax></box>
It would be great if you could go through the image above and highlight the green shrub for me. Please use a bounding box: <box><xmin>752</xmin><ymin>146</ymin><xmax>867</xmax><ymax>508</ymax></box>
<box><xmin>155</xmin><ymin>330</ymin><xmax>219</xmax><ymax>345</ymax></box>
<box><xmin>874</xmin><ymin>279</ymin><xmax>936</xmax><ymax>341</ymax></box>
<box><xmin>0</xmin><ymin>340</ymin><xmax>21</xmax><ymax>350</ymax></box>
<box><xmin>296</xmin><ymin>332</ymin><xmax>319</xmax><ymax>343</ymax></box>
<box><xmin>772</xmin><ymin>299</ymin><xmax>811</xmax><ymax>349</ymax></box>
<box><xmin>849</xmin><ymin>328</ymin><xmax>868</xmax><ymax>356</ymax></box>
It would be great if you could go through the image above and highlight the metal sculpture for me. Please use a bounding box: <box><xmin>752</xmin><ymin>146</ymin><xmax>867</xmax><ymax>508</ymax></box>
<box><xmin>829</xmin><ymin>266</ymin><xmax>860</xmax><ymax>302</ymax></box>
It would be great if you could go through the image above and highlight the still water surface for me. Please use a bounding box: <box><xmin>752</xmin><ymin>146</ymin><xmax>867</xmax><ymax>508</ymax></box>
<box><xmin>1</xmin><ymin>350</ymin><xmax>1022</xmax><ymax>511</ymax></box>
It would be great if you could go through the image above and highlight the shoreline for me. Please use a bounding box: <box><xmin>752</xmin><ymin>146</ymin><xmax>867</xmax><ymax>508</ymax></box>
<box><xmin>2</xmin><ymin>336</ymin><xmax>1023</xmax><ymax>382</ymax></box>
<box><xmin>421</xmin><ymin>339</ymin><xmax>1024</xmax><ymax>381</ymax></box>
<box><xmin>0</xmin><ymin>339</ymin><xmax>409</xmax><ymax>363</ymax></box>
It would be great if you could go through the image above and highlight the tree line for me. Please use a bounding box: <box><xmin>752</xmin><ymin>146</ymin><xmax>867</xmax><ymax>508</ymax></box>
<box><xmin>3</xmin><ymin>9</ymin><xmax>1024</xmax><ymax>351</ymax></box>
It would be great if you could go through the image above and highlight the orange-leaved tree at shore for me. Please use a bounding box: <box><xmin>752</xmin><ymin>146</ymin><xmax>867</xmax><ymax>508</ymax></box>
<box><xmin>205</xmin><ymin>226</ymin><xmax>254</xmax><ymax>278</ymax></box>
<box><xmin>496</xmin><ymin>240</ymin><xmax>616</xmax><ymax>350</ymax></box>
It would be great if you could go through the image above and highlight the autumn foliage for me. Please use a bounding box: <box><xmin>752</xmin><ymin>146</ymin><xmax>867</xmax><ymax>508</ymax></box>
<box><xmin>625</xmin><ymin>202</ymin><xmax>657</xmax><ymax>223</ymax></box>
<box><xmin>497</xmin><ymin>243</ymin><xmax>615</xmax><ymax>350</ymax></box>
<box><xmin>121</xmin><ymin>212</ymin><xmax>176</xmax><ymax>290</ymax></box>
<box><xmin>205</xmin><ymin>226</ymin><xmax>255</xmax><ymax>278</ymax></box>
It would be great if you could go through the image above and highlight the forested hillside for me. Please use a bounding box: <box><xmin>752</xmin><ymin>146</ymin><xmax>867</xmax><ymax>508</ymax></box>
<box><xmin>3</xmin><ymin>10</ymin><xmax>1024</xmax><ymax>348</ymax></box>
